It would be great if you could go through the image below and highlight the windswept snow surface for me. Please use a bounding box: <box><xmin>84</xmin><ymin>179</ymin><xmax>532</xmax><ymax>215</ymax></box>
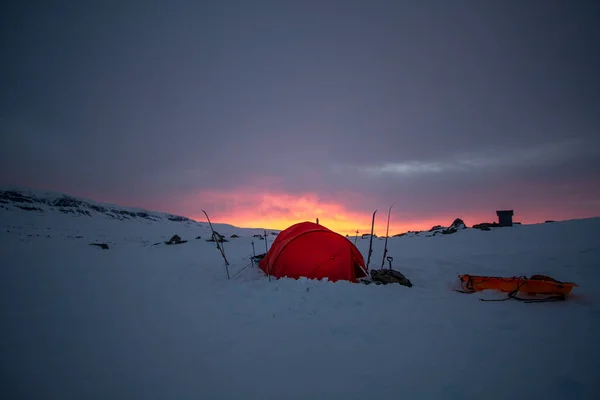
<box><xmin>1</xmin><ymin>204</ymin><xmax>599</xmax><ymax>399</ymax></box>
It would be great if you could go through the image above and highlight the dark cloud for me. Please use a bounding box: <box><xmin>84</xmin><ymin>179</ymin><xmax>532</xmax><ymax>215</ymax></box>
<box><xmin>1</xmin><ymin>0</ymin><xmax>599</xmax><ymax>221</ymax></box>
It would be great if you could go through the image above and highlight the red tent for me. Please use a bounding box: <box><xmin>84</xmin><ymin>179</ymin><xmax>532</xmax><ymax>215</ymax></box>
<box><xmin>258</xmin><ymin>221</ymin><xmax>368</xmax><ymax>282</ymax></box>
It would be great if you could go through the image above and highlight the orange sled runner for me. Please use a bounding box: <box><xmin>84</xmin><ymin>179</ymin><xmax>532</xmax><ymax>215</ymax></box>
<box><xmin>457</xmin><ymin>274</ymin><xmax>578</xmax><ymax>302</ymax></box>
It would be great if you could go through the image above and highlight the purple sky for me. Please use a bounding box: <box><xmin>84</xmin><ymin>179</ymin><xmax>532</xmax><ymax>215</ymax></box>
<box><xmin>1</xmin><ymin>0</ymin><xmax>599</xmax><ymax>232</ymax></box>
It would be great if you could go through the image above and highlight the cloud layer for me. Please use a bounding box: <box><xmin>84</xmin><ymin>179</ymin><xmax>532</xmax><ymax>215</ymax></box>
<box><xmin>1</xmin><ymin>1</ymin><xmax>599</xmax><ymax>233</ymax></box>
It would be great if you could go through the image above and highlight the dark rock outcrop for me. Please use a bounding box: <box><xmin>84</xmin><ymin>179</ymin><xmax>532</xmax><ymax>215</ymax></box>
<box><xmin>473</xmin><ymin>222</ymin><xmax>498</xmax><ymax>231</ymax></box>
<box><xmin>90</xmin><ymin>243</ymin><xmax>109</xmax><ymax>250</ymax></box>
<box><xmin>167</xmin><ymin>215</ymin><xmax>190</xmax><ymax>222</ymax></box>
<box><xmin>0</xmin><ymin>189</ymin><xmax>196</xmax><ymax>224</ymax></box>
<box><xmin>0</xmin><ymin>191</ymin><xmax>34</xmax><ymax>203</ymax></box>
<box><xmin>206</xmin><ymin>231</ymin><xmax>228</xmax><ymax>243</ymax></box>
<box><xmin>426</xmin><ymin>218</ymin><xmax>467</xmax><ymax>236</ymax></box>
<box><xmin>165</xmin><ymin>234</ymin><xmax>187</xmax><ymax>245</ymax></box>
<box><xmin>16</xmin><ymin>205</ymin><xmax>43</xmax><ymax>211</ymax></box>
<box><xmin>441</xmin><ymin>218</ymin><xmax>466</xmax><ymax>235</ymax></box>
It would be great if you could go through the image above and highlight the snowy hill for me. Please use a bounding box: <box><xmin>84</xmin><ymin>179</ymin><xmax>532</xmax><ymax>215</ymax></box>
<box><xmin>1</xmin><ymin>186</ymin><xmax>600</xmax><ymax>399</ymax></box>
<box><xmin>0</xmin><ymin>186</ymin><xmax>279</xmax><ymax>247</ymax></box>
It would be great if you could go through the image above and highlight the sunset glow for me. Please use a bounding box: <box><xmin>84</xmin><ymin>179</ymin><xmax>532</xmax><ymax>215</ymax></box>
<box><xmin>187</xmin><ymin>190</ymin><xmax>572</xmax><ymax>237</ymax></box>
<box><xmin>2</xmin><ymin>1</ymin><xmax>599</xmax><ymax>241</ymax></box>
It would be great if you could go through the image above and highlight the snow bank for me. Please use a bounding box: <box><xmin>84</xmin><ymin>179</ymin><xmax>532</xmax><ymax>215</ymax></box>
<box><xmin>1</xmin><ymin>205</ymin><xmax>599</xmax><ymax>399</ymax></box>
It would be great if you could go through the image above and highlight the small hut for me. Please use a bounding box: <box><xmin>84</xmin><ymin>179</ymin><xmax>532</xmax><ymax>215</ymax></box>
<box><xmin>496</xmin><ymin>210</ymin><xmax>514</xmax><ymax>227</ymax></box>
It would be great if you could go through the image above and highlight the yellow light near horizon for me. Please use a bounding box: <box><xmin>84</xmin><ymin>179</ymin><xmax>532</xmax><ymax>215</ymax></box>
<box><xmin>188</xmin><ymin>190</ymin><xmax>501</xmax><ymax>237</ymax></box>
<box><xmin>191</xmin><ymin>213</ymin><xmax>463</xmax><ymax>237</ymax></box>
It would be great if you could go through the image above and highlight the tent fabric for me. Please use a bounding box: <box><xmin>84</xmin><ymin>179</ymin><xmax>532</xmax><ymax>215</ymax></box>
<box><xmin>258</xmin><ymin>221</ymin><xmax>368</xmax><ymax>282</ymax></box>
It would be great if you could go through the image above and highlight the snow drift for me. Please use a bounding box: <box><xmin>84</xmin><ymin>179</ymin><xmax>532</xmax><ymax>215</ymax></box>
<box><xmin>1</xmin><ymin>186</ymin><xmax>599</xmax><ymax>399</ymax></box>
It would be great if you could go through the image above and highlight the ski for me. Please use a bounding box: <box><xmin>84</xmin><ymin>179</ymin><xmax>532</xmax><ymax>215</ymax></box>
<box><xmin>202</xmin><ymin>210</ymin><xmax>230</xmax><ymax>279</ymax></box>
<box><xmin>264</xmin><ymin>230</ymin><xmax>271</xmax><ymax>282</ymax></box>
<box><xmin>381</xmin><ymin>204</ymin><xmax>394</xmax><ymax>269</ymax></box>
<box><xmin>366</xmin><ymin>209</ymin><xmax>378</xmax><ymax>269</ymax></box>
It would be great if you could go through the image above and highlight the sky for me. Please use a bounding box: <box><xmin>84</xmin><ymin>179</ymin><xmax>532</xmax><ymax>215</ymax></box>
<box><xmin>1</xmin><ymin>0</ymin><xmax>599</xmax><ymax>236</ymax></box>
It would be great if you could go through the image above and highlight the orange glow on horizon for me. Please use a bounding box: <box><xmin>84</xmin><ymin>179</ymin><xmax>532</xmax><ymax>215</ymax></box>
<box><xmin>188</xmin><ymin>190</ymin><xmax>512</xmax><ymax>236</ymax></box>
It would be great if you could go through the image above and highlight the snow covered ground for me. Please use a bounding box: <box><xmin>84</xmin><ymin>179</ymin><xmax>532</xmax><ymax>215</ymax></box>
<box><xmin>1</xmin><ymin>193</ymin><xmax>599</xmax><ymax>399</ymax></box>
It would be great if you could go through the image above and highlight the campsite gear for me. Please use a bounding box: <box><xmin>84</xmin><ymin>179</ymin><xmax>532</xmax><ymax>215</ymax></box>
<box><xmin>386</xmin><ymin>256</ymin><xmax>393</xmax><ymax>269</ymax></box>
<box><xmin>369</xmin><ymin>268</ymin><xmax>413</xmax><ymax>287</ymax></box>
<box><xmin>202</xmin><ymin>210</ymin><xmax>230</xmax><ymax>280</ymax></box>
<box><xmin>354</xmin><ymin>229</ymin><xmax>359</xmax><ymax>246</ymax></box>
<box><xmin>381</xmin><ymin>204</ymin><xmax>394</xmax><ymax>268</ymax></box>
<box><xmin>366</xmin><ymin>210</ymin><xmax>377</xmax><ymax>269</ymax></box>
<box><xmin>258</xmin><ymin>221</ymin><xmax>368</xmax><ymax>282</ymax></box>
<box><xmin>456</xmin><ymin>274</ymin><xmax>578</xmax><ymax>303</ymax></box>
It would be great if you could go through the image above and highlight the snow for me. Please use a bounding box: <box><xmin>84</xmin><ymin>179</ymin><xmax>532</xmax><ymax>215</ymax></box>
<box><xmin>1</xmin><ymin>198</ymin><xmax>600</xmax><ymax>399</ymax></box>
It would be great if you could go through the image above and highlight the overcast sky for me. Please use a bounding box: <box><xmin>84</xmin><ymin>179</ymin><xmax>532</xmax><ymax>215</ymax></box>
<box><xmin>1</xmin><ymin>0</ymin><xmax>599</xmax><ymax>233</ymax></box>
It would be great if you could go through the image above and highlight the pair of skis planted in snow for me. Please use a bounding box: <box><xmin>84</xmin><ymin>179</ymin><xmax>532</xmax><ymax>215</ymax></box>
<box><xmin>202</xmin><ymin>210</ymin><xmax>230</xmax><ymax>280</ymax></box>
<box><xmin>365</xmin><ymin>204</ymin><xmax>394</xmax><ymax>270</ymax></box>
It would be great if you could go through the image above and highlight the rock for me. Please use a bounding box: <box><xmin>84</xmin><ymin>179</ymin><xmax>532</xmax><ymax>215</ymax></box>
<box><xmin>369</xmin><ymin>268</ymin><xmax>413</xmax><ymax>288</ymax></box>
<box><xmin>441</xmin><ymin>218</ymin><xmax>466</xmax><ymax>235</ymax></box>
<box><xmin>545</xmin><ymin>220</ymin><xmax>555</xmax><ymax>223</ymax></box>
<box><xmin>53</xmin><ymin>196</ymin><xmax>82</xmax><ymax>207</ymax></box>
<box><xmin>167</xmin><ymin>215</ymin><xmax>190</xmax><ymax>222</ymax></box>
<box><xmin>195</xmin><ymin>236</ymin><xmax>202</xmax><ymax>239</ymax></box>
<box><xmin>473</xmin><ymin>222</ymin><xmax>497</xmax><ymax>231</ymax></box>
<box><xmin>90</xmin><ymin>243</ymin><xmax>109</xmax><ymax>250</ymax></box>
<box><xmin>0</xmin><ymin>190</ymin><xmax>35</xmax><ymax>203</ymax></box>
<box><xmin>450</xmin><ymin>218</ymin><xmax>466</xmax><ymax>229</ymax></box>
<box><xmin>16</xmin><ymin>205</ymin><xmax>43</xmax><ymax>211</ymax></box>
<box><xmin>165</xmin><ymin>234</ymin><xmax>187</xmax><ymax>245</ymax></box>
<box><xmin>230</xmin><ymin>234</ymin><xmax>239</xmax><ymax>238</ymax></box>
<box><xmin>206</xmin><ymin>231</ymin><xmax>228</xmax><ymax>243</ymax></box>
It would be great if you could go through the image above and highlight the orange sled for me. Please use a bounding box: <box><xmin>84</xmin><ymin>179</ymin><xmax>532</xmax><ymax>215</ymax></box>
<box><xmin>458</xmin><ymin>274</ymin><xmax>578</xmax><ymax>296</ymax></box>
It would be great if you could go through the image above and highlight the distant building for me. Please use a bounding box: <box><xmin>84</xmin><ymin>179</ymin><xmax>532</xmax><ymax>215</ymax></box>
<box><xmin>496</xmin><ymin>210</ymin><xmax>514</xmax><ymax>227</ymax></box>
